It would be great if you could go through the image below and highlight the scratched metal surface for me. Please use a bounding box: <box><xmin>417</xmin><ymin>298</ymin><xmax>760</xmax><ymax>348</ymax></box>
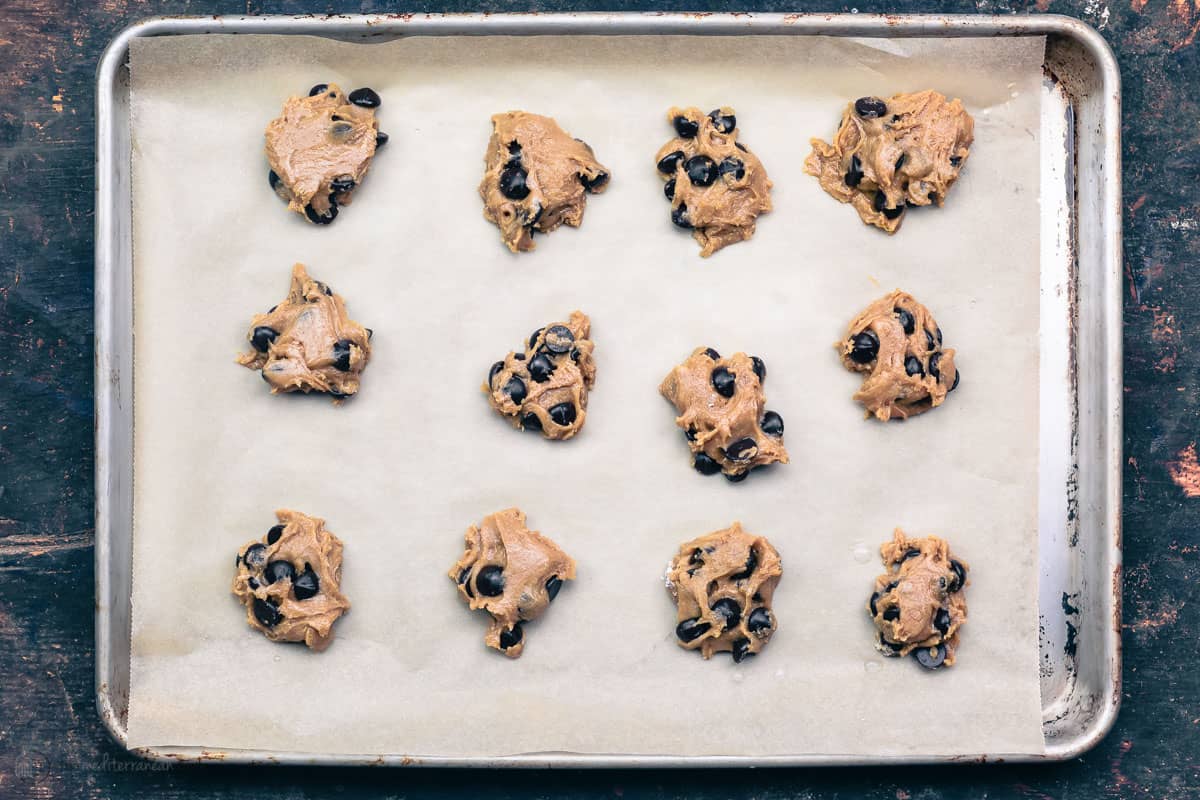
<box><xmin>0</xmin><ymin>0</ymin><xmax>1193</xmax><ymax>798</ymax></box>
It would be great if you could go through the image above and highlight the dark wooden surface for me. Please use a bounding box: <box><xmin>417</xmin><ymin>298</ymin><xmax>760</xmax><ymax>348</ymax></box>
<box><xmin>1</xmin><ymin>0</ymin><xmax>1197</xmax><ymax>797</ymax></box>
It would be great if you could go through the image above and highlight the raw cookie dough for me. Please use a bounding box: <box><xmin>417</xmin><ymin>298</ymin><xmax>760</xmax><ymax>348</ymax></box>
<box><xmin>868</xmin><ymin>528</ymin><xmax>969</xmax><ymax>669</ymax></box>
<box><xmin>479</xmin><ymin>111</ymin><xmax>611</xmax><ymax>253</ymax></box>
<box><xmin>838</xmin><ymin>289</ymin><xmax>959</xmax><ymax>421</ymax></box>
<box><xmin>484</xmin><ymin>311</ymin><xmax>596</xmax><ymax>440</ymax></box>
<box><xmin>449</xmin><ymin>508</ymin><xmax>576</xmax><ymax>658</ymax></box>
<box><xmin>659</xmin><ymin>347</ymin><xmax>788</xmax><ymax>482</ymax></box>
<box><xmin>231</xmin><ymin>509</ymin><xmax>351</xmax><ymax>651</ymax></box>
<box><xmin>666</xmin><ymin>523</ymin><xmax>782</xmax><ymax>662</ymax></box>
<box><xmin>237</xmin><ymin>263</ymin><xmax>373</xmax><ymax>401</ymax></box>
<box><xmin>804</xmin><ymin>90</ymin><xmax>974</xmax><ymax>233</ymax></box>
<box><xmin>654</xmin><ymin>107</ymin><xmax>773</xmax><ymax>257</ymax></box>
<box><xmin>265</xmin><ymin>82</ymin><xmax>387</xmax><ymax>225</ymax></box>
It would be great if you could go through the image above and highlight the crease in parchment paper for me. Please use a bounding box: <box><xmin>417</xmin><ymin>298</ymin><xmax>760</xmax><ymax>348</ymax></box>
<box><xmin>126</xmin><ymin>32</ymin><xmax>1046</xmax><ymax>758</ymax></box>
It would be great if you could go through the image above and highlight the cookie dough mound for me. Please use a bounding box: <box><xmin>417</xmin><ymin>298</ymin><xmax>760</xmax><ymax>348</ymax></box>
<box><xmin>232</xmin><ymin>509</ymin><xmax>351</xmax><ymax>651</ymax></box>
<box><xmin>479</xmin><ymin>111</ymin><xmax>611</xmax><ymax>253</ymax></box>
<box><xmin>805</xmin><ymin>90</ymin><xmax>974</xmax><ymax>233</ymax></box>
<box><xmin>655</xmin><ymin>107</ymin><xmax>772</xmax><ymax>257</ymax></box>
<box><xmin>666</xmin><ymin>523</ymin><xmax>782</xmax><ymax>662</ymax></box>
<box><xmin>660</xmin><ymin>347</ymin><xmax>788</xmax><ymax>482</ymax></box>
<box><xmin>484</xmin><ymin>311</ymin><xmax>596</xmax><ymax>440</ymax></box>
<box><xmin>869</xmin><ymin>528</ymin><xmax>969</xmax><ymax>669</ymax></box>
<box><xmin>237</xmin><ymin>263</ymin><xmax>373</xmax><ymax>401</ymax></box>
<box><xmin>838</xmin><ymin>289</ymin><xmax>959</xmax><ymax>421</ymax></box>
<box><xmin>449</xmin><ymin>508</ymin><xmax>576</xmax><ymax>658</ymax></box>
<box><xmin>265</xmin><ymin>83</ymin><xmax>386</xmax><ymax>224</ymax></box>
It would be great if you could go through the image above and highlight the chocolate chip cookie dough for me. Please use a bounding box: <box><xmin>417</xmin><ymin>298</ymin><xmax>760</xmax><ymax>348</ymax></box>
<box><xmin>237</xmin><ymin>264</ymin><xmax>373</xmax><ymax>401</ymax></box>
<box><xmin>265</xmin><ymin>83</ymin><xmax>387</xmax><ymax>225</ymax></box>
<box><xmin>655</xmin><ymin>107</ymin><xmax>773</xmax><ymax>257</ymax></box>
<box><xmin>232</xmin><ymin>509</ymin><xmax>351</xmax><ymax>651</ymax></box>
<box><xmin>484</xmin><ymin>311</ymin><xmax>596</xmax><ymax>440</ymax></box>
<box><xmin>450</xmin><ymin>508</ymin><xmax>576</xmax><ymax>658</ymax></box>
<box><xmin>666</xmin><ymin>523</ymin><xmax>782</xmax><ymax>663</ymax></box>
<box><xmin>869</xmin><ymin>528</ymin><xmax>969</xmax><ymax>669</ymax></box>
<box><xmin>838</xmin><ymin>290</ymin><xmax>959</xmax><ymax>421</ymax></box>
<box><xmin>660</xmin><ymin>347</ymin><xmax>788</xmax><ymax>482</ymax></box>
<box><xmin>805</xmin><ymin>90</ymin><xmax>974</xmax><ymax>233</ymax></box>
<box><xmin>479</xmin><ymin>111</ymin><xmax>611</xmax><ymax>253</ymax></box>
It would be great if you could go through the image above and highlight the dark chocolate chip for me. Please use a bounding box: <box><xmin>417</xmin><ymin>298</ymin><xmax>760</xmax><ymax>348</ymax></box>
<box><xmin>330</xmin><ymin>176</ymin><xmax>356</xmax><ymax>194</ymax></box>
<box><xmin>664</xmin><ymin>178</ymin><xmax>676</xmax><ymax>200</ymax></box>
<box><xmin>849</xmin><ymin>331</ymin><xmax>880</xmax><ymax>364</ymax></box>
<box><xmin>581</xmin><ymin>171</ymin><xmax>609</xmax><ymax>191</ymax></box>
<box><xmin>902</xmin><ymin>548</ymin><xmax>922</xmax><ymax>562</ymax></box>
<box><xmin>844</xmin><ymin>153</ymin><xmax>863</xmax><ymax>187</ymax></box>
<box><xmin>869</xmin><ymin>592</ymin><xmax>881</xmax><ymax>616</ymax></box>
<box><xmin>854</xmin><ymin>96</ymin><xmax>888</xmax><ymax>118</ymax></box>
<box><xmin>264</xmin><ymin>560</ymin><xmax>294</xmax><ymax>585</ymax></box>
<box><xmin>731</xmin><ymin>548</ymin><xmax>758</xmax><ymax>581</ymax></box>
<box><xmin>545</xmin><ymin>575</ymin><xmax>563</xmax><ymax>601</ymax></box>
<box><xmin>905</xmin><ymin>355</ymin><xmax>925</xmax><ymax>378</ymax></box>
<box><xmin>934</xmin><ymin>607</ymin><xmax>952</xmax><ymax>636</ymax></box>
<box><xmin>725</xmin><ymin>437</ymin><xmax>758</xmax><ymax>463</ymax></box>
<box><xmin>542</xmin><ymin>325</ymin><xmax>575</xmax><ymax>354</ymax></box>
<box><xmin>304</xmin><ymin>203</ymin><xmax>338</xmax><ymax>225</ymax></box>
<box><xmin>457</xmin><ymin>566</ymin><xmax>473</xmax><ymax>596</ymax></box>
<box><xmin>735</xmin><ymin>142</ymin><xmax>748</xmax><ymax>152</ymax></box>
<box><xmin>925</xmin><ymin>329</ymin><xmax>937</xmax><ymax>352</ymax></box>
<box><xmin>936</xmin><ymin>327</ymin><xmax>943</xmax><ymax>345</ymax></box>
<box><xmin>872</xmin><ymin>190</ymin><xmax>904</xmax><ymax>220</ymax></box>
<box><xmin>348</xmin><ymin>87</ymin><xmax>381</xmax><ymax>108</ymax></box>
<box><xmin>718</xmin><ymin>158</ymin><xmax>746</xmax><ymax>181</ymax></box>
<box><xmin>499</xmin><ymin>624</ymin><xmax>523</xmax><ymax>650</ymax></box>
<box><xmin>685</xmin><ymin>426</ymin><xmax>698</xmax><ymax>442</ymax></box>
<box><xmin>684</xmin><ymin>155</ymin><xmax>718</xmax><ymax>187</ymax></box>
<box><xmin>725</xmin><ymin>470</ymin><xmax>750</xmax><ymax>483</ymax></box>
<box><xmin>878</xmin><ymin>634</ymin><xmax>904</xmax><ymax>656</ymax></box>
<box><xmin>252</xmin><ymin>597</ymin><xmax>282</xmax><ymax>628</ymax></box>
<box><xmin>671</xmin><ymin>204</ymin><xmax>692</xmax><ymax>229</ymax></box>
<box><xmin>248</xmin><ymin>577</ymin><xmax>259</xmax><ymax>590</ymax></box>
<box><xmin>375</xmin><ymin>131</ymin><xmax>389</xmax><ymax>147</ymax></box>
<box><xmin>693</xmin><ymin>452</ymin><xmax>721</xmax><ymax>476</ymax></box>
<box><xmin>267</xmin><ymin>524</ymin><xmax>284</xmax><ymax>545</ymax></box>
<box><xmin>673</xmin><ymin>115</ymin><xmax>699</xmax><ymax>138</ymax></box>
<box><xmin>504</xmin><ymin>376</ymin><xmax>527</xmax><ymax>404</ymax></box>
<box><xmin>951</xmin><ymin>369</ymin><xmax>961</xmax><ymax>392</ymax></box>
<box><xmin>915</xmin><ymin>645</ymin><xmax>947</xmax><ymax>670</ymax></box>
<box><xmin>293</xmin><ymin>567</ymin><xmax>319</xmax><ymax>600</ymax></box>
<box><xmin>528</xmin><ymin>354</ymin><xmax>554</xmax><ymax>383</ymax></box>
<box><xmin>657</xmin><ymin>150</ymin><xmax>685</xmax><ymax>174</ymax></box>
<box><xmin>895</xmin><ymin>307</ymin><xmax>915</xmax><ymax>335</ymax></box>
<box><xmin>268</xmin><ymin>170</ymin><xmax>281</xmax><ymax>190</ymax></box>
<box><xmin>760</xmin><ymin>410</ymin><xmax>784</xmax><ymax>438</ymax></box>
<box><xmin>308</xmin><ymin>84</ymin><xmax>328</xmax><ymax>96</ymax></box>
<box><xmin>747</xmin><ymin>607</ymin><xmax>773</xmax><ymax>634</ymax></box>
<box><xmin>708</xmin><ymin>108</ymin><xmax>736</xmax><ymax>133</ymax></box>
<box><xmin>242</xmin><ymin>543</ymin><xmax>268</xmax><ymax>569</ymax></box>
<box><xmin>499</xmin><ymin>164</ymin><xmax>530</xmax><ymax>200</ymax></box>
<box><xmin>675</xmin><ymin>617</ymin><xmax>711</xmax><ymax>643</ymax></box>
<box><xmin>507</xmin><ymin>140</ymin><xmax>522</xmax><ymax>156</ymax></box>
<box><xmin>703</xmin><ymin>347</ymin><xmax>721</xmax><ymax>360</ymax></box>
<box><xmin>731</xmin><ymin>637</ymin><xmax>754</xmax><ymax>663</ymax></box>
<box><xmin>688</xmin><ymin>548</ymin><xmax>704</xmax><ymax>565</ymax></box>
<box><xmin>251</xmin><ymin>326</ymin><xmax>278</xmax><ymax>353</ymax></box>
<box><xmin>488</xmin><ymin>360</ymin><xmax>505</xmax><ymax>388</ymax></box>
<box><xmin>521</xmin><ymin>412</ymin><xmax>542</xmax><ymax>432</ymax></box>
<box><xmin>882</xmin><ymin>605</ymin><xmax>900</xmax><ymax>621</ymax></box>
<box><xmin>750</xmin><ymin>356</ymin><xmax>766</xmax><ymax>383</ymax></box>
<box><xmin>929</xmin><ymin>352</ymin><xmax>942</xmax><ymax>381</ymax></box>
<box><xmin>949</xmin><ymin>560</ymin><xmax>967</xmax><ymax>592</ymax></box>
<box><xmin>475</xmin><ymin>565</ymin><xmax>505</xmax><ymax>597</ymax></box>
<box><xmin>332</xmin><ymin>339</ymin><xmax>353</xmax><ymax>372</ymax></box>
<box><xmin>548</xmin><ymin>402</ymin><xmax>576</xmax><ymax>427</ymax></box>
<box><xmin>528</xmin><ymin>328</ymin><xmax>544</xmax><ymax>350</ymax></box>
<box><xmin>710</xmin><ymin>598</ymin><xmax>742</xmax><ymax>629</ymax></box>
<box><xmin>950</xmin><ymin>155</ymin><xmax>963</xmax><ymax>167</ymax></box>
<box><xmin>894</xmin><ymin>153</ymin><xmax>907</xmax><ymax>171</ymax></box>
<box><xmin>711</xmin><ymin>366</ymin><xmax>735</xmax><ymax>398</ymax></box>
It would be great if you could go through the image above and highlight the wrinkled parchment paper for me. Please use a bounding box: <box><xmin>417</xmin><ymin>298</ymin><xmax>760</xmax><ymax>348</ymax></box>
<box><xmin>127</xmin><ymin>32</ymin><xmax>1046</xmax><ymax>757</ymax></box>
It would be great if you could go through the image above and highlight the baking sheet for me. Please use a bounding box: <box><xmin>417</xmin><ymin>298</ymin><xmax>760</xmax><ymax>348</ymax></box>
<box><xmin>126</xmin><ymin>32</ymin><xmax>1046</xmax><ymax>757</ymax></box>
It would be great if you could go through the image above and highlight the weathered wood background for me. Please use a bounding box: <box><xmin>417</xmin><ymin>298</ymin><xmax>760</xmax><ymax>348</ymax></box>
<box><xmin>1</xmin><ymin>0</ymin><xmax>1196</xmax><ymax>797</ymax></box>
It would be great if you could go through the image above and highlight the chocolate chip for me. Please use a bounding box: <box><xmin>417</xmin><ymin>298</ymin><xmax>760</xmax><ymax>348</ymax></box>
<box><xmin>684</xmin><ymin>155</ymin><xmax>718</xmax><ymax>187</ymax></box>
<box><xmin>488</xmin><ymin>360</ymin><xmax>504</xmax><ymax>388</ymax></box>
<box><xmin>844</xmin><ymin>154</ymin><xmax>863</xmax><ymax>187</ymax></box>
<box><xmin>750</xmin><ymin>356</ymin><xmax>766</xmax><ymax>383</ymax></box>
<box><xmin>308</xmin><ymin>84</ymin><xmax>328</xmax><ymax>96</ymax></box>
<box><xmin>504</xmin><ymin>376</ymin><xmax>527</xmax><ymax>404</ymax></box>
<box><xmin>499</xmin><ymin>164</ymin><xmax>530</xmax><ymax>200</ymax></box>
<box><xmin>528</xmin><ymin>354</ymin><xmax>554</xmax><ymax>383</ymax></box>
<box><xmin>725</xmin><ymin>470</ymin><xmax>750</xmax><ymax>483</ymax></box>
<box><xmin>581</xmin><ymin>171</ymin><xmax>609</xmax><ymax>191</ymax></box>
<box><xmin>512</xmin><ymin>353</ymin><xmax>525</xmax><ymax>361</ymax></box>
<box><xmin>330</xmin><ymin>176</ymin><xmax>356</xmax><ymax>194</ymax></box>
<box><xmin>925</xmin><ymin>329</ymin><xmax>936</xmax><ymax>352</ymax></box>
<box><xmin>252</xmin><ymin>597</ymin><xmax>282</xmax><ymax>628</ymax></box>
<box><xmin>264</xmin><ymin>560</ymin><xmax>294</xmax><ymax>585</ymax></box>
<box><xmin>267</xmin><ymin>525</ymin><xmax>284</xmax><ymax>545</ymax></box>
<box><xmin>545</xmin><ymin>575</ymin><xmax>563</xmax><ymax>601</ymax></box>
<box><xmin>242</xmin><ymin>543</ymin><xmax>268</xmax><ymax>569</ymax></box>
<box><xmin>684</xmin><ymin>426</ymin><xmax>698</xmax><ymax>442</ymax></box>
<box><xmin>929</xmin><ymin>352</ymin><xmax>942</xmax><ymax>381</ymax></box>
<box><xmin>882</xmin><ymin>605</ymin><xmax>900</xmax><ymax>621</ymax></box>
<box><xmin>248</xmin><ymin>577</ymin><xmax>259</xmax><ymax>590</ymax></box>
<box><xmin>915</xmin><ymin>645</ymin><xmax>947</xmax><ymax>670</ymax></box>
<box><xmin>375</xmin><ymin>131</ymin><xmax>389</xmax><ymax>147</ymax></box>
<box><xmin>317</xmin><ymin>281</ymin><xmax>333</xmax><ymax>297</ymax></box>
<box><xmin>895</xmin><ymin>307</ymin><xmax>915</xmax><ymax>335</ymax></box>
<box><xmin>657</xmin><ymin>150</ymin><xmax>685</xmax><ymax>174</ymax></box>
<box><xmin>725</xmin><ymin>438</ymin><xmax>758</xmax><ymax>462</ymax></box>
<box><xmin>718</xmin><ymin>157</ymin><xmax>746</xmax><ymax>180</ymax></box>
<box><xmin>703</xmin><ymin>347</ymin><xmax>721</xmax><ymax>360</ymax></box>
<box><xmin>499</xmin><ymin>624</ymin><xmax>523</xmax><ymax>650</ymax></box>
<box><xmin>951</xmin><ymin>369</ymin><xmax>961</xmax><ymax>392</ymax></box>
<box><xmin>747</xmin><ymin>607</ymin><xmax>772</xmax><ymax>634</ymax></box>
<box><xmin>949</xmin><ymin>560</ymin><xmax>967</xmax><ymax>592</ymax></box>
<box><xmin>710</xmin><ymin>598</ymin><xmax>742</xmax><ymax>629</ymax></box>
<box><xmin>348</xmin><ymin>87</ymin><xmax>381</xmax><ymax>108</ymax></box>
<box><xmin>675</xmin><ymin>617</ymin><xmax>711</xmax><ymax>642</ymax></box>
<box><xmin>760</xmin><ymin>410</ymin><xmax>784</xmax><ymax>438</ymax></box>
<box><xmin>251</xmin><ymin>326</ymin><xmax>278</xmax><ymax>353</ymax></box>
<box><xmin>905</xmin><ymin>355</ymin><xmax>925</xmax><ymax>378</ymax></box>
<box><xmin>735</xmin><ymin>142</ymin><xmax>748</xmax><ymax>152</ymax></box>
<box><xmin>901</xmin><ymin>548</ymin><xmax>922</xmax><ymax>562</ymax></box>
<box><xmin>521</xmin><ymin>412</ymin><xmax>542</xmax><ymax>432</ymax></box>
<box><xmin>872</xmin><ymin>190</ymin><xmax>904</xmax><ymax>220</ymax></box>
<box><xmin>542</xmin><ymin>325</ymin><xmax>574</xmax><ymax>354</ymax></box>
<box><xmin>330</xmin><ymin>121</ymin><xmax>354</xmax><ymax>137</ymax></box>
<box><xmin>304</xmin><ymin>203</ymin><xmax>338</xmax><ymax>225</ymax></box>
<box><xmin>711</xmin><ymin>366</ymin><xmax>735</xmax><ymax>398</ymax></box>
<box><xmin>475</xmin><ymin>565</ymin><xmax>505</xmax><ymax>597</ymax></box>
<box><xmin>548</xmin><ymin>402</ymin><xmax>576</xmax><ymax>427</ymax></box>
<box><xmin>293</xmin><ymin>567</ymin><xmax>319</xmax><ymax>600</ymax></box>
<box><xmin>688</xmin><ymin>548</ymin><xmax>704</xmax><ymax>566</ymax></box>
<box><xmin>934</xmin><ymin>607</ymin><xmax>952</xmax><ymax>636</ymax></box>
<box><xmin>894</xmin><ymin>153</ymin><xmax>907</xmax><ymax>171</ymax></box>
<box><xmin>950</xmin><ymin>155</ymin><xmax>963</xmax><ymax>167</ymax></box>
<box><xmin>457</xmin><ymin>566</ymin><xmax>472</xmax><ymax>587</ymax></box>
<box><xmin>936</xmin><ymin>327</ymin><xmax>943</xmax><ymax>345</ymax></box>
<box><xmin>268</xmin><ymin>170</ymin><xmax>281</xmax><ymax>190</ymax></box>
<box><xmin>708</xmin><ymin>109</ymin><xmax>736</xmax><ymax>133</ymax></box>
<box><xmin>528</xmin><ymin>328</ymin><xmax>544</xmax><ymax>350</ymax></box>
<box><xmin>673</xmin><ymin>115</ymin><xmax>699</xmax><ymax>138</ymax></box>
<box><xmin>328</xmin><ymin>339</ymin><xmax>352</xmax><ymax>372</ymax></box>
<box><xmin>849</xmin><ymin>331</ymin><xmax>879</xmax><ymax>364</ymax></box>
<box><xmin>664</xmin><ymin>178</ymin><xmax>676</xmax><ymax>200</ymax></box>
<box><xmin>507</xmin><ymin>140</ymin><xmax>522</xmax><ymax>156</ymax></box>
<box><xmin>878</xmin><ymin>634</ymin><xmax>904</xmax><ymax>656</ymax></box>
<box><xmin>869</xmin><ymin>592</ymin><xmax>881</xmax><ymax>616</ymax></box>
<box><xmin>731</xmin><ymin>638</ymin><xmax>754</xmax><ymax>663</ymax></box>
<box><xmin>671</xmin><ymin>204</ymin><xmax>692</xmax><ymax>229</ymax></box>
<box><xmin>854</xmin><ymin>97</ymin><xmax>888</xmax><ymax>118</ymax></box>
<box><xmin>731</xmin><ymin>548</ymin><xmax>757</xmax><ymax>581</ymax></box>
<box><xmin>693</xmin><ymin>452</ymin><xmax>721</xmax><ymax>475</ymax></box>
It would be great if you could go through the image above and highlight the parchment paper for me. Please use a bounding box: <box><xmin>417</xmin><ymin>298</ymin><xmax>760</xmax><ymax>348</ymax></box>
<box><xmin>127</xmin><ymin>32</ymin><xmax>1046</xmax><ymax>757</ymax></box>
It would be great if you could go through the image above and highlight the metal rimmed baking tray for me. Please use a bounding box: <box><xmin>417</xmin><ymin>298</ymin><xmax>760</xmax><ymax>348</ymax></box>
<box><xmin>95</xmin><ymin>12</ymin><xmax>1122</xmax><ymax>766</ymax></box>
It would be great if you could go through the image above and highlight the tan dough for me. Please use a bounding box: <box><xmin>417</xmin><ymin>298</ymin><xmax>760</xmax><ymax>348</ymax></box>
<box><xmin>237</xmin><ymin>263</ymin><xmax>373</xmax><ymax>401</ymax></box>
<box><xmin>449</xmin><ymin>508</ymin><xmax>576</xmax><ymax>658</ymax></box>
<box><xmin>479</xmin><ymin>111</ymin><xmax>610</xmax><ymax>252</ymax></box>
<box><xmin>265</xmin><ymin>82</ymin><xmax>385</xmax><ymax>224</ymax></box>
<box><xmin>838</xmin><ymin>290</ymin><xmax>959</xmax><ymax>421</ymax></box>
<box><xmin>654</xmin><ymin>107</ymin><xmax>772</xmax><ymax>257</ymax></box>
<box><xmin>484</xmin><ymin>311</ymin><xmax>596</xmax><ymax>440</ymax></box>
<box><xmin>231</xmin><ymin>509</ymin><xmax>351</xmax><ymax>651</ymax></box>
<box><xmin>659</xmin><ymin>347</ymin><xmax>788</xmax><ymax>481</ymax></box>
<box><xmin>869</xmin><ymin>528</ymin><xmax>969</xmax><ymax>669</ymax></box>
<box><xmin>804</xmin><ymin>90</ymin><xmax>974</xmax><ymax>233</ymax></box>
<box><xmin>666</xmin><ymin>523</ymin><xmax>782</xmax><ymax>662</ymax></box>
